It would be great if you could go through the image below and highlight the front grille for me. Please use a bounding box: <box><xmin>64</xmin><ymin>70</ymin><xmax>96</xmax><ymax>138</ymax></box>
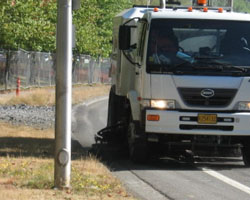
<box><xmin>178</xmin><ymin>88</ymin><xmax>237</xmax><ymax>107</ymax></box>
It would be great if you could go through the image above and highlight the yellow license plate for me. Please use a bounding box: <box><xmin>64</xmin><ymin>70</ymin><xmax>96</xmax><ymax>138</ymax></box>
<box><xmin>198</xmin><ymin>114</ymin><xmax>217</xmax><ymax>124</ymax></box>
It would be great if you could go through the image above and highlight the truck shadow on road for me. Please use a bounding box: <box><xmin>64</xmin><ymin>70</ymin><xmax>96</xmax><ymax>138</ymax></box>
<box><xmin>90</xmin><ymin>143</ymin><xmax>247</xmax><ymax>172</ymax></box>
<box><xmin>109</xmin><ymin>158</ymin><xmax>246</xmax><ymax>174</ymax></box>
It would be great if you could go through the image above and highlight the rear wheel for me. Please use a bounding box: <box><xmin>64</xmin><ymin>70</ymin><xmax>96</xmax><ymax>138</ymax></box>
<box><xmin>127</xmin><ymin>119</ymin><xmax>148</xmax><ymax>163</ymax></box>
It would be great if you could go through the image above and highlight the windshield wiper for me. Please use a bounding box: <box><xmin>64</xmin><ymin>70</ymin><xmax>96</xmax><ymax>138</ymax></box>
<box><xmin>217</xmin><ymin>64</ymin><xmax>247</xmax><ymax>72</ymax></box>
<box><xmin>186</xmin><ymin>54</ymin><xmax>248</xmax><ymax>72</ymax></box>
<box><xmin>194</xmin><ymin>60</ymin><xmax>248</xmax><ymax>72</ymax></box>
<box><xmin>169</xmin><ymin>59</ymin><xmax>248</xmax><ymax>75</ymax></box>
<box><xmin>193</xmin><ymin>55</ymin><xmax>223</xmax><ymax>60</ymax></box>
<box><xmin>170</xmin><ymin>54</ymin><xmax>223</xmax><ymax>71</ymax></box>
<box><xmin>149</xmin><ymin>54</ymin><xmax>249</xmax><ymax>74</ymax></box>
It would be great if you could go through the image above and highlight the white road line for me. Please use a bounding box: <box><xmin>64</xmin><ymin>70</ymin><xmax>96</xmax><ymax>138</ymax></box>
<box><xmin>202</xmin><ymin>168</ymin><xmax>250</xmax><ymax>195</ymax></box>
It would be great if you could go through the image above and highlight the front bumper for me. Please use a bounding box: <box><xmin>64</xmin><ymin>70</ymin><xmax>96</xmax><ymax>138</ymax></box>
<box><xmin>145</xmin><ymin>110</ymin><xmax>250</xmax><ymax>136</ymax></box>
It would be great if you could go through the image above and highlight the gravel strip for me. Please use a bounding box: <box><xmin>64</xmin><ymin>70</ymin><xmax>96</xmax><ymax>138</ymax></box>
<box><xmin>0</xmin><ymin>104</ymin><xmax>55</xmax><ymax>129</ymax></box>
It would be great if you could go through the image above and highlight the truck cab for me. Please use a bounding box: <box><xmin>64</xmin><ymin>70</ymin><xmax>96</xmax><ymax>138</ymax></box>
<box><xmin>104</xmin><ymin>0</ymin><xmax>250</xmax><ymax>164</ymax></box>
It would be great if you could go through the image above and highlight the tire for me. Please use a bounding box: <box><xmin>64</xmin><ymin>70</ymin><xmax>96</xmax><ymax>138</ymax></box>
<box><xmin>242</xmin><ymin>143</ymin><xmax>250</xmax><ymax>167</ymax></box>
<box><xmin>127</xmin><ymin>119</ymin><xmax>148</xmax><ymax>163</ymax></box>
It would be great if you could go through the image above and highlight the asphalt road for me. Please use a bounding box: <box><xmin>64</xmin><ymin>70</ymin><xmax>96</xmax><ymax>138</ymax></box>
<box><xmin>72</xmin><ymin>97</ymin><xmax>250</xmax><ymax>200</ymax></box>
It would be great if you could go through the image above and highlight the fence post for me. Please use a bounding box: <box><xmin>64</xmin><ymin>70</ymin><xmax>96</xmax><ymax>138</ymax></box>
<box><xmin>38</xmin><ymin>52</ymin><xmax>41</xmax><ymax>87</ymax></box>
<box><xmin>5</xmin><ymin>51</ymin><xmax>10</xmax><ymax>91</ymax></box>
<box><xmin>88</xmin><ymin>58</ymin><xmax>94</xmax><ymax>85</ymax></box>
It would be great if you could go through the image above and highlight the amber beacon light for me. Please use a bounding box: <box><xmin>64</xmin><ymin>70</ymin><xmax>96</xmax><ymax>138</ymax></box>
<box><xmin>188</xmin><ymin>6</ymin><xmax>193</xmax><ymax>12</ymax></box>
<box><xmin>154</xmin><ymin>7</ymin><xmax>159</xmax><ymax>12</ymax></box>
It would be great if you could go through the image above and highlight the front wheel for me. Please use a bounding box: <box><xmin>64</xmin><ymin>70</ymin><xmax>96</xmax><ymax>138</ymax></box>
<box><xmin>241</xmin><ymin>137</ymin><xmax>250</xmax><ymax>167</ymax></box>
<box><xmin>242</xmin><ymin>142</ymin><xmax>250</xmax><ymax>167</ymax></box>
<box><xmin>127</xmin><ymin>120</ymin><xmax>148</xmax><ymax>163</ymax></box>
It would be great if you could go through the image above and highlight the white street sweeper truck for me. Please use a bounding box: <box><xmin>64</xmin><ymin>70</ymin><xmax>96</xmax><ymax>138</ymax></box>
<box><xmin>96</xmin><ymin>0</ymin><xmax>250</xmax><ymax>164</ymax></box>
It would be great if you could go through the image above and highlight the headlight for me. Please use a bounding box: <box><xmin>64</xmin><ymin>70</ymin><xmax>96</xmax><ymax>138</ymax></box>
<box><xmin>151</xmin><ymin>100</ymin><xmax>175</xmax><ymax>109</ymax></box>
<box><xmin>237</xmin><ymin>102</ymin><xmax>250</xmax><ymax>111</ymax></box>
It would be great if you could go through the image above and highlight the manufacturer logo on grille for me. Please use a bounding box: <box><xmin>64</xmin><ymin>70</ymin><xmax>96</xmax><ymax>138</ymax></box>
<box><xmin>201</xmin><ymin>89</ymin><xmax>215</xmax><ymax>98</ymax></box>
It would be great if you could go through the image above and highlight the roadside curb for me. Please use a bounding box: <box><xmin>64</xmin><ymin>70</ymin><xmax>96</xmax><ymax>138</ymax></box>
<box><xmin>75</xmin><ymin>95</ymin><xmax>108</xmax><ymax>107</ymax></box>
<box><xmin>113</xmin><ymin>169</ymin><xmax>170</xmax><ymax>200</ymax></box>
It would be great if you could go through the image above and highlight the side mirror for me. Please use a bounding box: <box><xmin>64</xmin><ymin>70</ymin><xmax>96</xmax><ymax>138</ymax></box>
<box><xmin>119</xmin><ymin>25</ymin><xmax>131</xmax><ymax>50</ymax></box>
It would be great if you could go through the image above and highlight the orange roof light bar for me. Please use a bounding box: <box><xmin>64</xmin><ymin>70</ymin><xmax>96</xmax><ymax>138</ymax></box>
<box><xmin>218</xmin><ymin>8</ymin><xmax>223</xmax><ymax>13</ymax></box>
<box><xmin>203</xmin><ymin>7</ymin><xmax>208</xmax><ymax>12</ymax></box>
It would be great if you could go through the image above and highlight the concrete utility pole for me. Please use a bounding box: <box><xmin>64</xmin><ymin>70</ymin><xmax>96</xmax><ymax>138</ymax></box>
<box><xmin>55</xmin><ymin>0</ymin><xmax>72</xmax><ymax>189</ymax></box>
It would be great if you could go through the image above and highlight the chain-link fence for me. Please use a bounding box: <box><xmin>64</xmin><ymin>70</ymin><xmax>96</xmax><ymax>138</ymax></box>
<box><xmin>0</xmin><ymin>50</ymin><xmax>111</xmax><ymax>90</ymax></box>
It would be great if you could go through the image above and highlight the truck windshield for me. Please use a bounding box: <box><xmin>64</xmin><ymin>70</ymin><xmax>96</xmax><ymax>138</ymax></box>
<box><xmin>147</xmin><ymin>19</ymin><xmax>250</xmax><ymax>75</ymax></box>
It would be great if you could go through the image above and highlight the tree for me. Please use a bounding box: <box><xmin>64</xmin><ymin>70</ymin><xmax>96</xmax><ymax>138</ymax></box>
<box><xmin>0</xmin><ymin>0</ymin><xmax>57</xmax><ymax>52</ymax></box>
<box><xmin>1</xmin><ymin>0</ymin><xmax>250</xmax><ymax>56</ymax></box>
<box><xmin>233</xmin><ymin>0</ymin><xmax>250</xmax><ymax>13</ymax></box>
<box><xmin>74</xmin><ymin>0</ymin><xmax>132</xmax><ymax>57</ymax></box>
<box><xmin>0</xmin><ymin>0</ymin><xmax>132</xmax><ymax>56</ymax></box>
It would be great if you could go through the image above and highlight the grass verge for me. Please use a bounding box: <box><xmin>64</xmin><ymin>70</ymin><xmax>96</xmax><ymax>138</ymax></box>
<box><xmin>0</xmin><ymin>85</ymin><xmax>136</xmax><ymax>200</ymax></box>
<box><xmin>0</xmin><ymin>123</ymin><xmax>134</xmax><ymax>200</ymax></box>
<box><xmin>0</xmin><ymin>84</ymin><xmax>110</xmax><ymax>106</ymax></box>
